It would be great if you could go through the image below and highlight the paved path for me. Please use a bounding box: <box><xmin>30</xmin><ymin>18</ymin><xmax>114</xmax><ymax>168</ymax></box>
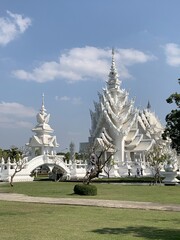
<box><xmin>0</xmin><ymin>193</ymin><xmax>180</xmax><ymax>212</ymax></box>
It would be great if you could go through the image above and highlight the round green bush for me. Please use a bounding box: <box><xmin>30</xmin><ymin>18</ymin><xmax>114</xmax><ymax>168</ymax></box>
<box><xmin>74</xmin><ymin>184</ymin><xmax>97</xmax><ymax>196</ymax></box>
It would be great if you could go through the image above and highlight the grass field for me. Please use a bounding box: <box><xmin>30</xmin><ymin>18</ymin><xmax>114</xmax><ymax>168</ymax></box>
<box><xmin>0</xmin><ymin>181</ymin><xmax>180</xmax><ymax>240</ymax></box>
<box><xmin>0</xmin><ymin>181</ymin><xmax>180</xmax><ymax>204</ymax></box>
<box><xmin>0</xmin><ymin>201</ymin><xmax>180</xmax><ymax>240</ymax></box>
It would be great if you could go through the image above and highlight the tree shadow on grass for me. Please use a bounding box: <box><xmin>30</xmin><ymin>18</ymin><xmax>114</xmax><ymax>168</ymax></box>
<box><xmin>147</xmin><ymin>218</ymin><xmax>180</xmax><ymax>225</ymax></box>
<box><xmin>91</xmin><ymin>226</ymin><xmax>180</xmax><ymax>240</ymax></box>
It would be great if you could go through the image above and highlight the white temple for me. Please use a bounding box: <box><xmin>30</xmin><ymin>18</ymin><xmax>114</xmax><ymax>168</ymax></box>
<box><xmin>80</xmin><ymin>49</ymin><xmax>168</xmax><ymax>177</ymax></box>
<box><xmin>0</xmin><ymin>49</ymin><xmax>179</xmax><ymax>182</ymax></box>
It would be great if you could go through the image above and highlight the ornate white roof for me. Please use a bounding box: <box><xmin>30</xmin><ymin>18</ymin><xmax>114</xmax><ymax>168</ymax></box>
<box><xmin>126</xmin><ymin>139</ymin><xmax>154</xmax><ymax>152</ymax></box>
<box><xmin>88</xmin><ymin>49</ymin><xmax>164</xmax><ymax>157</ymax></box>
<box><xmin>32</xmin><ymin>94</ymin><xmax>54</xmax><ymax>134</ymax></box>
<box><xmin>125</xmin><ymin>129</ymin><xmax>139</xmax><ymax>143</ymax></box>
<box><xmin>27</xmin><ymin>94</ymin><xmax>59</xmax><ymax>149</ymax></box>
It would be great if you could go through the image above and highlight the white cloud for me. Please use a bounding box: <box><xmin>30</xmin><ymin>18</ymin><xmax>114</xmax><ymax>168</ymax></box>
<box><xmin>0</xmin><ymin>102</ymin><xmax>36</xmax><ymax>117</ymax></box>
<box><xmin>0</xmin><ymin>10</ymin><xmax>31</xmax><ymax>46</ymax></box>
<box><xmin>13</xmin><ymin>46</ymin><xmax>155</xmax><ymax>83</ymax></box>
<box><xmin>164</xmin><ymin>43</ymin><xmax>180</xmax><ymax>67</ymax></box>
<box><xmin>0</xmin><ymin>102</ymin><xmax>36</xmax><ymax>128</ymax></box>
<box><xmin>55</xmin><ymin>96</ymin><xmax>70</xmax><ymax>101</ymax></box>
<box><xmin>55</xmin><ymin>96</ymin><xmax>82</xmax><ymax>105</ymax></box>
<box><xmin>16</xmin><ymin>121</ymin><xmax>33</xmax><ymax>128</ymax></box>
<box><xmin>72</xmin><ymin>97</ymin><xmax>82</xmax><ymax>105</ymax></box>
<box><xmin>116</xmin><ymin>48</ymin><xmax>155</xmax><ymax>65</ymax></box>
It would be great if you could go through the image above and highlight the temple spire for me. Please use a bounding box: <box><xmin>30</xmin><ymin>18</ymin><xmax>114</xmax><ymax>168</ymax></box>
<box><xmin>112</xmin><ymin>47</ymin><xmax>115</xmax><ymax>62</ymax></box>
<box><xmin>42</xmin><ymin>93</ymin><xmax>45</xmax><ymax>108</ymax></box>
<box><xmin>147</xmin><ymin>100</ymin><xmax>151</xmax><ymax>110</ymax></box>
<box><xmin>40</xmin><ymin>93</ymin><xmax>46</xmax><ymax>116</ymax></box>
<box><xmin>107</xmin><ymin>48</ymin><xmax>121</xmax><ymax>90</ymax></box>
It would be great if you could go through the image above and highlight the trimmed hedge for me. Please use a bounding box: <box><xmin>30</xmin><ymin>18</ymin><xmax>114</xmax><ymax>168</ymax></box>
<box><xmin>93</xmin><ymin>176</ymin><xmax>163</xmax><ymax>183</ymax></box>
<box><xmin>74</xmin><ymin>184</ymin><xmax>97</xmax><ymax>196</ymax></box>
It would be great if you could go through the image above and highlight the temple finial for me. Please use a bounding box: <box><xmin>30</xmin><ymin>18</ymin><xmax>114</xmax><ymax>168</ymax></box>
<box><xmin>42</xmin><ymin>93</ymin><xmax>45</xmax><ymax>107</ymax></box>
<box><xmin>112</xmin><ymin>47</ymin><xmax>115</xmax><ymax>64</ymax></box>
<box><xmin>40</xmin><ymin>93</ymin><xmax>46</xmax><ymax>115</ymax></box>
<box><xmin>107</xmin><ymin>47</ymin><xmax>120</xmax><ymax>90</ymax></box>
<box><xmin>112</xmin><ymin>47</ymin><xmax>115</xmax><ymax>56</ymax></box>
<box><xmin>147</xmin><ymin>100</ymin><xmax>151</xmax><ymax>110</ymax></box>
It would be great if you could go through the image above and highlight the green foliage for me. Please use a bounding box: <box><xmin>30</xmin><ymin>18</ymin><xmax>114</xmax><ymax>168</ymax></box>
<box><xmin>94</xmin><ymin>176</ymin><xmax>161</xmax><ymax>183</ymax></box>
<box><xmin>146</xmin><ymin>144</ymin><xmax>168</xmax><ymax>184</ymax></box>
<box><xmin>74</xmin><ymin>184</ymin><xmax>97</xmax><ymax>196</ymax></box>
<box><xmin>75</xmin><ymin>152</ymin><xmax>83</xmax><ymax>159</ymax></box>
<box><xmin>57</xmin><ymin>151</ymin><xmax>70</xmax><ymax>160</ymax></box>
<box><xmin>57</xmin><ymin>151</ymin><xmax>84</xmax><ymax>161</ymax></box>
<box><xmin>0</xmin><ymin>146</ymin><xmax>22</xmax><ymax>161</ymax></box>
<box><xmin>163</xmin><ymin>78</ymin><xmax>180</xmax><ymax>153</ymax></box>
<box><xmin>146</xmin><ymin>145</ymin><xmax>168</xmax><ymax>165</ymax></box>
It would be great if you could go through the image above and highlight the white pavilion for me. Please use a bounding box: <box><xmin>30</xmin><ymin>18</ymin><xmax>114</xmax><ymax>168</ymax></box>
<box><xmin>26</xmin><ymin>94</ymin><xmax>59</xmax><ymax>157</ymax></box>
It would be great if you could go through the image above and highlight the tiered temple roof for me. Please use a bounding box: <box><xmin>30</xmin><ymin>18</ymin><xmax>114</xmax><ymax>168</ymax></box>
<box><xmin>89</xmin><ymin>49</ymin><xmax>163</xmax><ymax>161</ymax></box>
<box><xmin>27</xmin><ymin>94</ymin><xmax>59</xmax><ymax>156</ymax></box>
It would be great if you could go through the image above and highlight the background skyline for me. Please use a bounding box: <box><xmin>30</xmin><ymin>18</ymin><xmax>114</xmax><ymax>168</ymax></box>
<box><xmin>0</xmin><ymin>0</ymin><xmax>179</xmax><ymax>152</ymax></box>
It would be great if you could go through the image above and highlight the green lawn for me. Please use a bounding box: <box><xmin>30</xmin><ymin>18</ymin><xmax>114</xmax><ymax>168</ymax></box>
<box><xmin>0</xmin><ymin>181</ymin><xmax>180</xmax><ymax>204</ymax></box>
<box><xmin>0</xmin><ymin>201</ymin><xmax>179</xmax><ymax>240</ymax></box>
<box><xmin>0</xmin><ymin>182</ymin><xmax>180</xmax><ymax>240</ymax></box>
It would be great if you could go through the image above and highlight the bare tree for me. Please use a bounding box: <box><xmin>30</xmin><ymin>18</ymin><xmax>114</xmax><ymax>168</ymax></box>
<box><xmin>83</xmin><ymin>146</ymin><xmax>115</xmax><ymax>184</ymax></box>
<box><xmin>103</xmin><ymin>156</ymin><xmax>114</xmax><ymax>179</ymax></box>
<box><xmin>10</xmin><ymin>158</ymin><xmax>26</xmax><ymax>187</ymax></box>
<box><xmin>9</xmin><ymin>146</ymin><xmax>28</xmax><ymax>187</ymax></box>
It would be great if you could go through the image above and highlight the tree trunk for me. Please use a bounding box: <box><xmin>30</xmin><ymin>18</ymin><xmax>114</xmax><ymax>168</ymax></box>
<box><xmin>10</xmin><ymin>168</ymin><xmax>22</xmax><ymax>187</ymax></box>
<box><xmin>10</xmin><ymin>172</ymin><xmax>16</xmax><ymax>187</ymax></box>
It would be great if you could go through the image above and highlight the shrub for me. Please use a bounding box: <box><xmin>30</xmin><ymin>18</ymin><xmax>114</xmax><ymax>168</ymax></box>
<box><xmin>74</xmin><ymin>184</ymin><xmax>97</xmax><ymax>196</ymax></box>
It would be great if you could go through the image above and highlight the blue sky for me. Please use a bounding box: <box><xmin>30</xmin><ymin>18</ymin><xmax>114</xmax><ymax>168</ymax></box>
<box><xmin>0</xmin><ymin>0</ymin><xmax>179</xmax><ymax>151</ymax></box>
